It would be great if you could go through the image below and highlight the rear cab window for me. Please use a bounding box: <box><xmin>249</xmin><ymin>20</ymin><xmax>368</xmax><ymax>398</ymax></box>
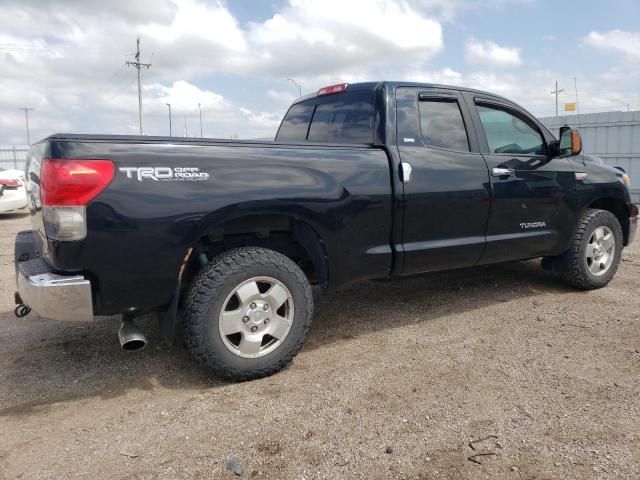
<box><xmin>276</xmin><ymin>91</ymin><xmax>375</xmax><ymax>144</ymax></box>
<box><xmin>274</xmin><ymin>103</ymin><xmax>314</xmax><ymax>142</ymax></box>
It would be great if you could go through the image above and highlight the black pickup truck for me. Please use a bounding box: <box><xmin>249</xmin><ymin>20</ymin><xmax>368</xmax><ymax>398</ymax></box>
<box><xmin>15</xmin><ymin>81</ymin><xmax>637</xmax><ymax>380</ymax></box>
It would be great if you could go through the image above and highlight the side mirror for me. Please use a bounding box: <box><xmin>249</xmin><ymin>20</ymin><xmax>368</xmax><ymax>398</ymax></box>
<box><xmin>559</xmin><ymin>126</ymin><xmax>582</xmax><ymax>157</ymax></box>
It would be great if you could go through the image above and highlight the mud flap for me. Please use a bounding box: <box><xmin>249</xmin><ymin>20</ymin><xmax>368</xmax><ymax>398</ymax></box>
<box><xmin>159</xmin><ymin>247</ymin><xmax>193</xmax><ymax>348</ymax></box>
<box><xmin>159</xmin><ymin>284</ymin><xmax>180</xmax><ymax>348</ymax></box>
<box><xmin>541</xmin><ymin>253</ymin><xmax>571</xmax><ymax>273</ymax></box>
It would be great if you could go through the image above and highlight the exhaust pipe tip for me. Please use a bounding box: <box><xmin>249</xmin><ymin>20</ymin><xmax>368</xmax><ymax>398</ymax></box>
<box><xmin>118</xmin><ymin>317</ymin><xmax>147</xmax><ymax>352</ymax></box>
<box><xmin>121</xmin><ymin>337</ymin><xmax>146</xmax><ymax>352</ymax></box>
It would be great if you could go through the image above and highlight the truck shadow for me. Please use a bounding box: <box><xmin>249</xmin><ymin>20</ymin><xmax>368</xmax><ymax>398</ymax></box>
<box><xmin>0</xmin><ymin>210</ymin><xmax>30</xmax><ymax>219</ymax></box>
<box><xmin>0</xmin><ymin>260</ymin><xmax>573</xmax><ymax>417</ymax></box>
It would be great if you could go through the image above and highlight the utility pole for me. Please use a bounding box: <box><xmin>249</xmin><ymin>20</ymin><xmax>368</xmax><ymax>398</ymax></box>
<box><xmin>551</xmin><ymin>81</ymin><xmax>564</xmax><ymax>117</ymax></box>
<box><xmin>573</xmin><ymin>77</ymin><xmax>580</xmax><ymax>116</ymax></box>
<box><xmin>19</xmin><ymin>107</ymin><xmax>34</xmax><ymax>145</ymax></box>
<box><xmin>184</xmin><ymin>117</ymin><xmax>188</xmax><ymax>137</ymax></box>
<box><xmin>286</xmin><ymin>78</ymin><xmax>302</xmax><ymax>97</ymax></box>
<box><xmin>198</xmin><ymin>103</ymin><xmax>203</xmax><ymax>137</ymax></box>
<box><xmin>126</xmin><ymin>37</ymin><xmax>151</xmax><ymax>135</ymax></box>
<box><xmin>166</xmin><ymin>103</ymin><xmax>172</xmax><ymax>136</ymax></box>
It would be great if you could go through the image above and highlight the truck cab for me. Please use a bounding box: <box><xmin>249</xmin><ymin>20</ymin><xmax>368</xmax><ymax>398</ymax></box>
<box><xmin>276</xmin><ymin>82</ymin><xmax>636</xmax><ymax>276</ymax></box>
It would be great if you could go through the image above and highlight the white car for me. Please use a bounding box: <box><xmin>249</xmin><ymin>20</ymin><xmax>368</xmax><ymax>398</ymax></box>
<box><xmin>0</xmin><ymin>168</ymin><xmax>28</xmax><ymax>213</ymax></box>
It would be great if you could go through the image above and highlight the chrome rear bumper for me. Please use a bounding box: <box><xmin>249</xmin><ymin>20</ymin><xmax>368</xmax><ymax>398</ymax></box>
<box><xmin>15</xmin><ymin>231</ymin><xmax>93</xmax><ymax>322</ymax></box>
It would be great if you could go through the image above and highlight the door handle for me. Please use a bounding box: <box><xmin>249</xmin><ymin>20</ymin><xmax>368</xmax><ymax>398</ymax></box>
<box><xmin>492</xmin><ymin>167</ymin><xmax>515</xmax><ymax>177</ymax></box>
<box><xmin>400</xmin><ymin>162</ymin><xmax>412</xmax><ymax>183</ymax></box>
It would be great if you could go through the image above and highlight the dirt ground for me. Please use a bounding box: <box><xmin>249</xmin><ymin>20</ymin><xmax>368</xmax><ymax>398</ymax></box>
<box><xmin>0</xmin><ymin>211</ymin><xmax>639</xmax><ymax>480</ymax></box>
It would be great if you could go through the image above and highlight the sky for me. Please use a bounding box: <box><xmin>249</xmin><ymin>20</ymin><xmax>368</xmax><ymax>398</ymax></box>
<box><xmin>0</xmin><ymin>0</ymin><xmax>639</xmax><ymax>145</ymax></box>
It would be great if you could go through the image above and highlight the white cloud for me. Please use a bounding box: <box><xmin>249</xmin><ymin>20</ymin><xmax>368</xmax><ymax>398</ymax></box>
<box><xmin>246</xmin><ymin>0</ymin><xmax>443</xmax><ymax>77</ymax></box>
<box><xmin>143</xmin><ymin>0</ymin><xmax>246</xmax><ymax>49</ymax></box>
<box><xmin>145</xmin><ymin>80</ymin><xmax>229</xmax><ymax>114</ymax></box>
<box><xmin>404</xmin><ymin>67</ymin><xmax>465</xmax><ymax>85</ymax></box>
<box><xmin>0</xmin><ymin>0</ymin><xmax>448</xmax><ymax>143</ymax></box>
<box><xmin>465</xmin><ymin>38</ymin><xmax>522</xmax><ymax>67</ymax></box>
<box><xmin>584</xmin><ymin>30</ymin><xmax>640</xmax><ymax>60</ymax></box>
<box><xmin>267</xmin><ymin>89</ymin><xmax>299</xmax><ymax>106</ymax></box>
<box><xmin>405</xmin><ymin>67</ymin><xmax>640</xmax><ymax>118</ymax></box>
<box><xmin>0</xmin><ymin>0</ymin><xmax>637</xmax><ymax>144</ymax></box>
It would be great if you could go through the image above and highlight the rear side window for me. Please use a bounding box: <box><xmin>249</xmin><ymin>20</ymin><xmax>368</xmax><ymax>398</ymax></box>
<box><xmin>276</xmin><ymin>92</ymin><xmax>374</xmax><ymax>144</ymax></box>
<box><xmin>418</xmin><ymin>99</ymin><xmax>469</xmax><ymax>152</ymax></box>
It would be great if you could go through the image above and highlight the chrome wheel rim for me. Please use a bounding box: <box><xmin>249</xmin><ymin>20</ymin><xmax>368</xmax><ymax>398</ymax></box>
<box><xmin>218</xmin><ymin>276</ymin><xmax>294</xmax><ymax>358</ymax></box>
<box><xmin>586</xmin><ymin>226</ymin><xmax>615</xmax><ymax>277</ymax></box>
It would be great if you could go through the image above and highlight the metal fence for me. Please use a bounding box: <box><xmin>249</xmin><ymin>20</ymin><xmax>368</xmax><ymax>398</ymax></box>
<box><xmin>539</xmin><ymin>111</ymin><xmax>640</xmax><ymax>202</ymax></box>
<box><xmin>0</xmin><ymin>145</ymin><xmax>28</xmax><ymax>171</ymax></box>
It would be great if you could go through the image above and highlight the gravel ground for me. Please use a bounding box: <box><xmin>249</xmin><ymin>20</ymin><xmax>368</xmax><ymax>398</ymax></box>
<box><xmin>1</xmin><ymin>211</ymin><xmax>639</xmax><ymax>479</ymax></box>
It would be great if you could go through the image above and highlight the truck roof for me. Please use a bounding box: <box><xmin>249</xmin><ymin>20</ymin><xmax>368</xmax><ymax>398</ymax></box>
<box><xmin>292</xmin><ymin>80</ymin><xmax>514</xmax><ymax>105</ymax></box>
<box><xmin>41</xmin><ymin>81</ymin><xmax>536</xmax><ymax>146</ymax></box>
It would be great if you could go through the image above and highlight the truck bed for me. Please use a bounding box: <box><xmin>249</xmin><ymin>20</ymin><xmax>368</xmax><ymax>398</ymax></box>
<box><xmin>26</xmin><ymin>134</ymin><xmax>394</xmax><ymax>314</ymax></box>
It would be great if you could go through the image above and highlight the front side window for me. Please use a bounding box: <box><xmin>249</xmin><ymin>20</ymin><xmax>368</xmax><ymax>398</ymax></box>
<box><xmin>476</xmin><ymin>104</ymin><xmax>545</xmax><ymax>155</ymax></box>
<box><xmin>418</xmin><ymin>99</ymin><xmax>470</xmax><ymax>152</ymax></box>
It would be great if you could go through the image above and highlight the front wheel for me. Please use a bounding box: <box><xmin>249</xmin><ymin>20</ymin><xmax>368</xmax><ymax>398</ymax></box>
<box><xmin>558</xmin><ymin>208</ymin><xmax>623</xmax><ymax>289</ymax></box>
<box><xmin>184</xmin><ymin>247</ymin><xmax>313</xmax><ymax>381</ymax></box>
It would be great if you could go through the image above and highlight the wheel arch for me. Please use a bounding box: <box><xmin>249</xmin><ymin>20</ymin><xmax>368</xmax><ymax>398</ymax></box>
<box><xmin>584</xmin><ymin>196</ymin><xmax>631</xmax><ymax>246</ymax></box>
<box><xmin>184</xmin><ymin>211</ymin><xmax>329</xmax><ymax>290</ymax></box>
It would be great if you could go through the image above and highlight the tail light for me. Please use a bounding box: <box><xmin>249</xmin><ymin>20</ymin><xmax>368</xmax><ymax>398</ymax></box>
<box><xmin>317</xmin><ymin>83</ymin><xmax>348</xmax><ymax>96</ymax></box>
<box><xmin>40</xmin><ymin>159</ymin><xmax>115</xmax><ymax>241</ymax></box>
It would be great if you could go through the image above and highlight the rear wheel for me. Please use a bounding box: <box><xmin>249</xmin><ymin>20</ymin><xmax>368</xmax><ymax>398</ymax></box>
<box><xmin>184</xmin><ymin>247</ymin><xmax>313</xmax><ymax>380</ymax></box>
<box><xmin>558</xmin><ymin>209</ymin><xmax>623</xmax><ymax>289</ymax></box>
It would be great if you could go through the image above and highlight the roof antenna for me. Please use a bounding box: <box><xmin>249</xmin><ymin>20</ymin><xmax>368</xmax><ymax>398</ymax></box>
<box><xmin>574</xmin><ymin>77</ymin><xmax>585</xmax><ymax>164</ymax></box>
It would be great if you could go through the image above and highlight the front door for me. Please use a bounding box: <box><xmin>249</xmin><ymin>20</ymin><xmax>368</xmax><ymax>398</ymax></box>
<box><xmin>396</xmin><ymin>87</ymin><xmax>491</xmax><ymax>275</ymax></box>
<box><xmin>465</xmin><ymin>96</ymin><xmax>576</xmax><ymax>264</ymax></box>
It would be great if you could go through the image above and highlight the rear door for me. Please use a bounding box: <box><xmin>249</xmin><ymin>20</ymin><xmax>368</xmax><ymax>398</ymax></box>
<box><xmin>396</xmin><ymin>87</ymin><xmax>491</xmax><ymax>275</ymax></box>
<box><xmin>464</xmin><ymin>94</ymin><xmax>576</xmax><ymax>263</ymax></box>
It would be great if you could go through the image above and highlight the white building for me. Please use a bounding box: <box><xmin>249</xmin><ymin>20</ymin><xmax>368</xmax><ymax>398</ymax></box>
<box><xmin>539</xmin><ymin>111</ymin><xmax>640</xmax><ymax>202</ymax></box>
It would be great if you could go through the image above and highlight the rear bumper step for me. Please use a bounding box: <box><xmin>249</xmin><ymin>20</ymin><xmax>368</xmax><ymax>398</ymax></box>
<box><xmin>15</xmin><ymin>231</ymin><xmax>94</xmax><ymax>322</ymax></box>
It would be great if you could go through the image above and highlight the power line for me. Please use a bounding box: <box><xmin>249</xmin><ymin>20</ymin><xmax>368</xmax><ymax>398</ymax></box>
<box><xmin>126</xmin><ymin>37</ymin><xmax>151</xmax><ymax>135</ymax></box>
<box><xmin>95</xmin><ymin>63</ymin><xmax>131</xmax><ymax>98</ymax></box>
<box><xmin>606</xmin><ymin>98</ymin><xmax>630</xmax><ymax>112</ymax></box>
<box><xmin>0</xmin><ymin>42</ymin><xmax>128</xmax><ymax>54</ymax></box>
<box><xmin>102</xmin><ymin>76</ymin><xmax>138</xmax><ymax>103</ymax></box>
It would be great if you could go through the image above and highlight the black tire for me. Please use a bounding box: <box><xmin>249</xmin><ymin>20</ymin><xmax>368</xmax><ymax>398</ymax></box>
<box><xmin>183</xmin><ymin>247</ymin><xmax>313</xmax><ymax>381</ymax></box>
<box><xmin>558</xmin><ymin>209</ymin><xmax>623</xmax><ymax>290</ymax></box>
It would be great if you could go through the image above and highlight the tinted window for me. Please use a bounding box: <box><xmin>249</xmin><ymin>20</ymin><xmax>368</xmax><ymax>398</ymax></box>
<box><xmin>276</xmin><ymin>92</ymin><xmax>375</xmax><ymax>144</ymax></box>
<box><xmin>276</xmin><ymin>103</ymin><xmax>314</xmax><ymax>141</ymax></box>
<box><xmin>418</xmin><ymin>99</ymin><xmax>469</xmax><ymax>151</ymax></box>
<box><xmin>476</xmin><ymin>104</ymin><xmax>545</xmax><ymax>155</ymax></box>
<box><xmin>307</xmin><ymin>93</ymin><xmax>374</xmax><ymax>144</ymax></box>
